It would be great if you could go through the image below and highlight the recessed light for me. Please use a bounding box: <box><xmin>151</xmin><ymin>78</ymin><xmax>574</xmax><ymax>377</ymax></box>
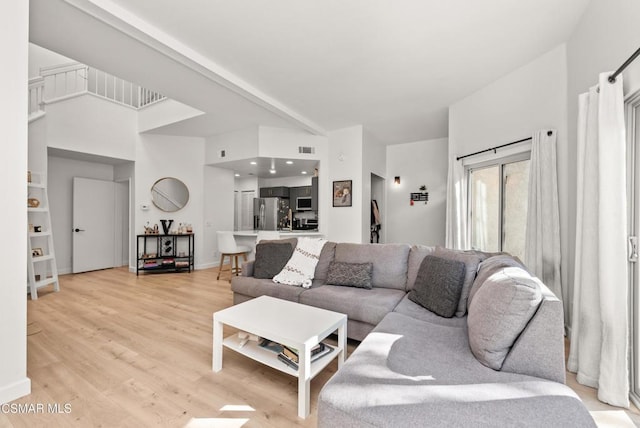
<box><xmin>269</xmin><ymin>169</ymin><xmax>276</xmax><ymax>174</ymax></box>
<box><xmin>286</xmin><ymin>161</ymin><xmax>293</xmax><ymax>165</ymax></box>
<box><xmin>250</xmin><ymin>161</ymin><xmax>257</xmax><ymax>165</ymax></box>
<box><xmin>234</xmin><ymin>173</ymin><xmax>240</xmax><ymax>177</ymax></box>
<box><xmin>301</xmin><ymin>171</ymin><xmax>307</xmax><ymax>175</ymax></box>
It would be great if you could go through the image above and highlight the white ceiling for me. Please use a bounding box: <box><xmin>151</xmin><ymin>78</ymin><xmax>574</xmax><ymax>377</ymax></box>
<box><xmin>30</xmin><ymin>0</ymin><xmax>590</xmax><ymax>144</ymax></box>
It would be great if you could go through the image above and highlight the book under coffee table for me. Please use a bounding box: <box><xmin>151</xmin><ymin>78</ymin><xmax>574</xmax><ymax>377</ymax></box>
<box><xmin>212</xmin><ymin>295</ymin><xmax>347</xmax><ymax>419</ymax></box>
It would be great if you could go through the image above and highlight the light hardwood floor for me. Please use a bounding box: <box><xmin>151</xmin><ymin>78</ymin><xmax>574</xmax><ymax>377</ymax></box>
<box><xmin>1</xmin><ymin>267</ymin><xmax>638</xmax><ymax>427</ymax></box>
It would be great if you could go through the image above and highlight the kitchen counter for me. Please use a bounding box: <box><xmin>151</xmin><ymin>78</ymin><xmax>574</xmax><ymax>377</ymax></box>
<box><xmin>233</xmin><ymin>230</ymin><xmax>323</xmax><ymax>237</ymax></box>
<box><xmin>233</xmin><ymin>230</ymin><xmax>324</xmax><ymax>259</ymax></box>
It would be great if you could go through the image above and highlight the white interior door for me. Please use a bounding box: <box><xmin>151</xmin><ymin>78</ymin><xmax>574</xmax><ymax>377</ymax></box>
<box><xmin>73</xmin><ymin>177</ymin><xmax>116</xmax><ymax>273</ymax></box>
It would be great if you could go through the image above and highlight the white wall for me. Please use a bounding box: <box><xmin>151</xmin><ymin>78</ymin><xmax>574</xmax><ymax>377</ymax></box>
<box><xmin>205</xmin><ymin>127</ymin><xmax>259</xmax><ymax>164</ymax></box>
<box><xmin>0</xmin><ymin>0</ymin><xmax>30</xmax><ymax>404</ymax></box>
<box><xmin>234</xmin><ymin>176</ymin><xmax>259</xmax><ymax>193</ymax></box>
<box><xmin>565</xmin><ymin>0</ymin><xmax>640</xmax><ymax>329</ymax></box>
<box><xmin>259</xmin><ymin>176</ymin><xmax>313</xmax><ymax>188</ymax></box>
<box><xmin>449</xmin><ymin>43</ymin><xmax>569</xmax><ymax>303</ymax></box>
<box><xmin>114</xmin><ymin>162</ymin><xmax>135</xmax><ymax>268</ymax></box>
<box><xmin>386</xmin><ymin>138</ymin><xmax>448</xmax><ymax>245</ymax></box>
<box><xmin>45</xmin><ymin>94</ymin><xmax>137</xmax><ymax>161</ymax></box>
<box><xmin>204</xmin><ymin>166</ymin><xmax>236</xmax><ymax>266</ymax></box>
<box><xmin>258</xmin><ymin>126</ymin><xmax>327</xmax><ymax>160</ymax></box>
<box><xmin>135</xmin><ymin>134</ymin><xmax>207</xmax><ymax>267</ymax></box>
<box><xmin>48</xmin><ymin>156</ymin><xmax>115</xmax><ymax>273</ymax></box>
<box><xmin>327</xmin><ymin>126</ymin><xmax>364</xmax><ymax>243</ymax></box>
<box><xmin>28</xmin><ymin>117</ymin><xmax>48</xmax><ymax>174</ymax></box>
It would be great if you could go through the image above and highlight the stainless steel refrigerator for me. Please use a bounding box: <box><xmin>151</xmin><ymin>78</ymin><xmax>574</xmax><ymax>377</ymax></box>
<box><xmin>253</xmin><ymin>197</ymin><xmax>289</xmax><ymax>230</ymax></box>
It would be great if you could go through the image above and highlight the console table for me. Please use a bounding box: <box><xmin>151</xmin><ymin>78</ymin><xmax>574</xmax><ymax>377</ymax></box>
<box><xmin>136</xmin><ymin>234</ymin><xmax>194</xmax><ymax>275</ymax></box>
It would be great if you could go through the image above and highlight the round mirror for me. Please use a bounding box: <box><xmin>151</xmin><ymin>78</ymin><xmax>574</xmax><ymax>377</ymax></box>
<box><xmin>151</xmin><ymin>177</ymin><xmax>189</xmax><ymax>212</ymax></box>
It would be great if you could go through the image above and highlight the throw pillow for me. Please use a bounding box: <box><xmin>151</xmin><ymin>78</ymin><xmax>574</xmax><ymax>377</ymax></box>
<box><xmin>406</xmin><ymin>245</ymin><xmax>436</xmax><ymax>291</ymax></box>
<box><xmin>467</xmin><ymin>255</ymin><xmax>526</xmax><ymax>310</ymax></box>
<box><xmin>408</xmin><ymin>255</ymin><xmax>466</xmax><ymax>318</ymax></box>
<box><xmin>326</xmin><ymin>262</ymin><xmax>373</xmax><ymax>289</ymax></box>
<box><xmin>253</xmin><ymin>242</ymin><xmax>295</xmax><ymax>279</ymax></box>
<box><xmin>467</xmin><ymin>266</ymin><xmax>542</xmax><ymax>370</ymax></box>
<box><xmin>433</xmin><ymin>247</ymin><xmax>483</xmax><ymax>317</ymax></box>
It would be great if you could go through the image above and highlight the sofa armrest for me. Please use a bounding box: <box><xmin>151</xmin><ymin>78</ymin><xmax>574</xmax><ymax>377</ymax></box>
<box><xmin>501</xmin><ymin>285</ymin><xmax>566</xmax><ymax>383</ymax></box>
<box><xmin>242</xmin><ymin>260</ymin><xmax>255</xmax><ymax>277</ymax></box>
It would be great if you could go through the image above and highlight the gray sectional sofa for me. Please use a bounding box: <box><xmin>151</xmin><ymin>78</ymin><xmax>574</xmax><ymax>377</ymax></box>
<box><xmin>230</xmin><ymin>240</ymin><xmax>595</xmax><ymax>427</ymax></box>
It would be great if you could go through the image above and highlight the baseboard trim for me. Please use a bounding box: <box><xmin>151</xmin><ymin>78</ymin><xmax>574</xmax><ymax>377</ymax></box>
<box><xmin>0</xmin><ymin>378</ymin><xmax>31</xmax><ymax>405</ymax></box>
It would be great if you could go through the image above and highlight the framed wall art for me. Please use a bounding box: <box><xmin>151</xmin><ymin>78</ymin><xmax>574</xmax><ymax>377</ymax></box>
<box><xmin>333</xmin><ymin>180</ymin><xmax>352</xmax><ymax>207</ymax></box>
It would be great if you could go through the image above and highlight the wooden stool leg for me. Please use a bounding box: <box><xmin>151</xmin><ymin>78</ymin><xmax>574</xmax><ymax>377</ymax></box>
<box><xmin>234</xmin><ymin>255</ymin><xmax>239</xmax><ymax>276</ymax></box>
<box><xmin>217</xmin><ymin>253</ymin><xmax>226</xmax><ymax>280</ymax></box>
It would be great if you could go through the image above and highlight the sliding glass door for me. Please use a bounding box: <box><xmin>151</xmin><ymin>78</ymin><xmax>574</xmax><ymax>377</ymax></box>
<box><xmin>467</xmin><ymin>153</ymin><xmax>530</xmax><ymax>260</ymax></box>
<box><xmin>627</xmin><ymin>89</ymin><xmax>640</xmax><ymax>407</ymax></box>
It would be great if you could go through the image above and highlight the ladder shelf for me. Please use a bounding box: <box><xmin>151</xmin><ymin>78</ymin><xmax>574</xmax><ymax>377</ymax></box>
<box><xmin>27</xmin><ymin>172</ymin><xmax>59</xmax><ymax>299</ymax></box>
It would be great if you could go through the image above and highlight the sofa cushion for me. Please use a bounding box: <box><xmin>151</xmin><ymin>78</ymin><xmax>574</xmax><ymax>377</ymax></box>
<box><xmin>433</xmin><ymin>247</ymin><xmax>483</xmax><ymax>317</ymax></box>
<box><xmin>334</xmin><ymin>243</ymin><xmax>410</xmax><ymax>290</ymax></box>
<box><xmin>393</xmin><ymin>295</ymin><xmax>467</xmax><ymax>328</ymax></box>
<box><xmin>408</xmin><ymin>255</ymin><xmax>466</xmax><ymax>318</ymax></box>
<box><xmin>231</xmin><ymin>276</ymin><xmax>308</xmax><ymax>302</ymax></box>
<box><xmin>468</xmin><ymin>267</ymin><xmax>543</xmax><ymax>370</ymax></box>
<box><xmin>326</xmin><ymin>261</ymin><xmax>373</xmax><ymax>289</ymax></box>
<box><xmin>299</xmin><ymin>285</ymin><xmax>405</xmax><ymax>326</ymax></box>
<box><xmin>468</xmin><ymin>254</ymin><xmax>526</xmax><ymax>310</ymax></box>
<box><xmin>406</xmin><ymin>244</ymin><xmax>436</xmax><ymax>290</ymax></box>
<box><xmin>253</xmin><ymin>242</ymin><xmax>294</xmax><ymax>279</ymax></box>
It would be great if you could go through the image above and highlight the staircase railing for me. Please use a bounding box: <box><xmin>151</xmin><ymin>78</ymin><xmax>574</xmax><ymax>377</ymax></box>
<box><xmin>31</xmin><ymin>62</ymin><xmax>165</xmax><ymax>114</ymax></box>
<box><xmin>28</xmin><ymin>77</ymin><xmax>45</xmax><ymax>117</ymax></box>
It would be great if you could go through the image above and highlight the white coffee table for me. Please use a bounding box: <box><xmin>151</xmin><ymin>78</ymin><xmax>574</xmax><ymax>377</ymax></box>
<box><xmin>212</xmin><ymin>295</ymin><xmax>347</xmax><ymax>419</ymax></box>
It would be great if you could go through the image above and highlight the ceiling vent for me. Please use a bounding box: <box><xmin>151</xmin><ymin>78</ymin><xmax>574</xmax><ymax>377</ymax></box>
<box><xmin>298</xmin><ymin>146</ymin><xmax>315</xmax><ymax>154</ymax></box>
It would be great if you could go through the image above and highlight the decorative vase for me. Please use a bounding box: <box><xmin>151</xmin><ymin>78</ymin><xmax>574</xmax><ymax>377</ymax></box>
<box><xmin>160</xmin><ymin>219</ymin><xmax>173</xmax><ymax>235</ymax></box>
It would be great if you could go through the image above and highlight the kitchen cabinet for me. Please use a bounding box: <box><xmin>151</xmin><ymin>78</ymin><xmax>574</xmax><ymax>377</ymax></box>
<box><xmin>259</xmin><ymin>186</ymin><xmax>289</xmax><ymax>198</ymax></box>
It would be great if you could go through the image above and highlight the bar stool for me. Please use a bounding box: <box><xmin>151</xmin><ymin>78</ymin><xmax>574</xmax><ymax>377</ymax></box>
<box><xmin>216</xmin><ymin>231</ymin><xmax>251</xmax><ymax>281</ymax></box>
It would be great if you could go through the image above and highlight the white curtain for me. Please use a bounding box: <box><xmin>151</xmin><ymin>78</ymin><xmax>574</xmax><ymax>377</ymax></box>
<box><xmin>445</xmin><ymin>157</ymin><xmax>468</xmax><ymax>249</ymax></box>
<box><xmin>524</xmin><ymin>130</ymin><xmax>562</xmax><ymax>301</ymax></box>
<box><xmin>568</xmin><ymin>72</ymin><xmax>629</xmax><ymax>408</ymax></box>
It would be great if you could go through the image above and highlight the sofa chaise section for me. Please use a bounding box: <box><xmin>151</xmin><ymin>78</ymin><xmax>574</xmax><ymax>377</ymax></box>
<box><xmin>318</xmin><ymin>311</ymin><xmax>595</xmax><ymax>428</ymax></box>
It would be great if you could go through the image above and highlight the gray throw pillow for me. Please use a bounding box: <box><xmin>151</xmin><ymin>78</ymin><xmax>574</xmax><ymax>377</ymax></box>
<box><xmin>326</xmin><ymin>262</ymin><xmax>373</xmax><ymax>289</ymax></box>
<box><xmin>468</xmin><ymin>266</ymin><xmax>542</xmax><ymax>370</ymax></box>
<box><xmin>253</xmin><ymin>242</ymin><xmax>295</xmax><ymax>279</ymax></box>
<box><xmin>408</xmin><ymin>255</ymin><xmax>466</xmax><ymax>318</ymax></box>
<box><xmin>433</xmin><ymin>247</ymin><xmax>483</xmax><ymax>317</ymax></box>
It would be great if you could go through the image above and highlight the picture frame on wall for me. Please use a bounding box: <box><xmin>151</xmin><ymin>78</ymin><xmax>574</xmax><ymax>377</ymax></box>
<box><xmin>333</xmin><ymin>180</ymin><xmax>352</xmax><ymax>207</ymax></box>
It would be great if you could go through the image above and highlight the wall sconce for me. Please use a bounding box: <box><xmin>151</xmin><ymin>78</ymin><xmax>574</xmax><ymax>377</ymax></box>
<box><xmin>394</xmin><ymin>176</ymin><xmax>401</xmax><ymax>185</ymax></box>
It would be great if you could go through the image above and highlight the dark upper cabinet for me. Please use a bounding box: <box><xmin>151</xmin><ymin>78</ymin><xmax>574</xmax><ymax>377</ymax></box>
<box><xmin>259</xmin><ymin>186</ymin><xmax>289</xmax><ymax>198</ymax></box>
<box><xmin>311</xmin><ymin>177</ymin><xmax>318</xmax><ymax>211</ymax></box>
<box><xmin>289</xmin><ymin>186</ymin><xmax>301</xmax><ymax>202</ymax></box>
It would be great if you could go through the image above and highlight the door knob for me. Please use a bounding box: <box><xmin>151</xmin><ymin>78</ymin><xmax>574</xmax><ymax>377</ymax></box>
<box><xmin>74</xmin><ymin>228</ymin><xmax>85</xmax><ymax>232</ymax></box>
